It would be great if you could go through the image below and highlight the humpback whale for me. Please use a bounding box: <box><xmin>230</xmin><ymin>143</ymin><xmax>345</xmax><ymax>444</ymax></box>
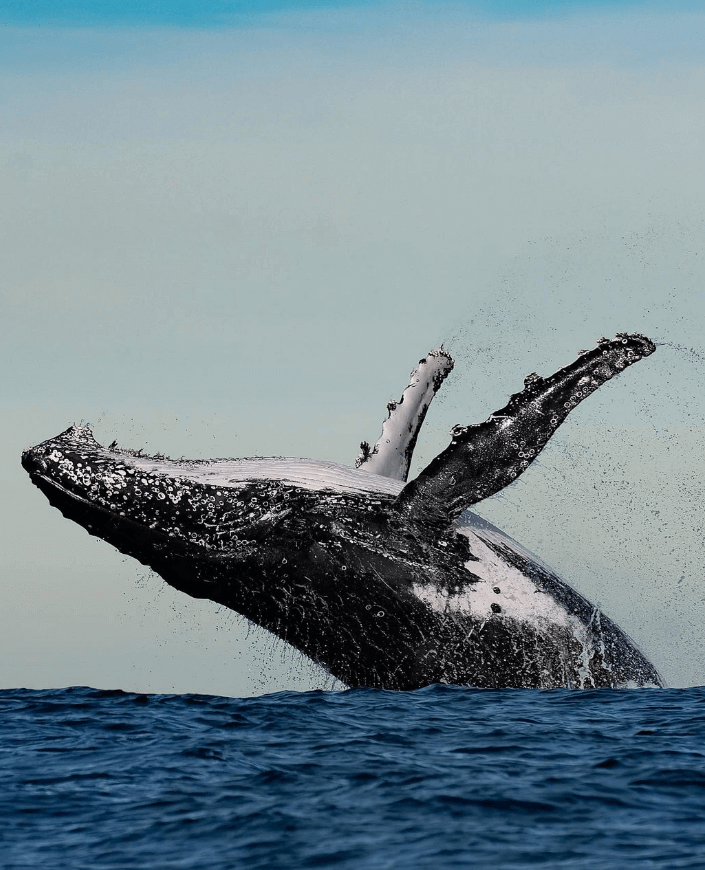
<box><xmin>22</xmin><ymin>333</ymin><xmax>663</xmax><ymax>689</ymax></box>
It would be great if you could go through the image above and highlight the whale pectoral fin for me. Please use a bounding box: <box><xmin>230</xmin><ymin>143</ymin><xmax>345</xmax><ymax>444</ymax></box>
<box><xmin>394</xmin><ymin>333</ymin><xmax>656</xmax><ymax>526</ymax></box>
<box><xmin>356</xmin><ymin>347</ymin><xmax>454</xmax><ymax>482</ymax></box>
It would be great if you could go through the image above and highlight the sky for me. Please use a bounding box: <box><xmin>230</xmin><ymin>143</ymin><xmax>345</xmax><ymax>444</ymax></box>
<box><xmin>2</xmin><ymin>0</ymin><xmax>705</xmax><ymax>694</ymax></box>
<box><xmin>3</xmin><ymin>0</ymin><xmax>704</xmax><ymax>26</ymax></box>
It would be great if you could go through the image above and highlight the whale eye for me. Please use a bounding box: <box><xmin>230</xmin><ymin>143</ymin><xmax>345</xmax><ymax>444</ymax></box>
<box><xmin>493</xmin><ymin>587</ymin><xmax>501</xmax><ymax>594</ymax></box>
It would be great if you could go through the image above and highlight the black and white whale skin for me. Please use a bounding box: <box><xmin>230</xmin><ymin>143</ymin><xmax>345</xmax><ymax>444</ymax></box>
<box><xmin>22</xmin><ymin>333</ymin><xmax>663</xmax><ymax>690</ymax></box>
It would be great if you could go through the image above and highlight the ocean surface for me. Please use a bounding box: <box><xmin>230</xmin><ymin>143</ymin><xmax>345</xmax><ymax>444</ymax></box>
<box><xmin>3</xmin><ymin>685</ymin><xmax>705</xmax><ymax>869</ymax></box>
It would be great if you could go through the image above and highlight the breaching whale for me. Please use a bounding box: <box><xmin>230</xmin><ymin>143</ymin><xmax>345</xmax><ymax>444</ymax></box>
<box><xmin>22</xmin><ymin>333</ymin><xmax>663</xmax><ymax>689</ymax></box>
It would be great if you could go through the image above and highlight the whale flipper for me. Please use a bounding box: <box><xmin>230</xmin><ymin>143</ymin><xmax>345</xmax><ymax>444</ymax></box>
<box><xmin>356</xmin><ymin>348</ymin><xmax>454</xmax><ymax>481</ymax></box>
<box><xmin>395</xmin><ymin>333</ymin><xmax>656</xmax><ymax>526</ymax></box>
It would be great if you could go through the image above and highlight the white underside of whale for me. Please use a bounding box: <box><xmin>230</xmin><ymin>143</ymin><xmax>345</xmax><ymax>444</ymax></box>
<box><xmin>114</xmin><ymin>455</ymin><xmax>405</xmax><ymax>497</ymax></box>
<box><xmin>415</xmin><ymin>527</ymin><xmax>573</xmax><ymax>631</ymax></box>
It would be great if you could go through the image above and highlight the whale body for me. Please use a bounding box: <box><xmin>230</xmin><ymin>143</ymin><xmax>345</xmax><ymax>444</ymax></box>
<box><xmin>22</xmin><ymin>333</ymin><xmax>663</xmax><ymax>689</ymax></box>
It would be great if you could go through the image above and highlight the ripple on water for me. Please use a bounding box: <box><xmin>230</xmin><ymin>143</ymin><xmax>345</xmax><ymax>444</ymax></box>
<box><xmin>2</xmin><ymin>685</ymin><xmax>705</xmax><ymax>869</ymax></box>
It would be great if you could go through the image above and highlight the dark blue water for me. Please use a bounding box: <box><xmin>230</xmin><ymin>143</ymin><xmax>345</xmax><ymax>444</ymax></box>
<box><xmin>3</xmin><ymin>685</ymin><xmax>705</xmax><ymax>869</ymax></box>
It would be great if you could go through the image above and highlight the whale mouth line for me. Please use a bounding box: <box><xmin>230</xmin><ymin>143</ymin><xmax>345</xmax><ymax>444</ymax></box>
<box><xmin>27</xmin><ymin>469</ymin><xmax>115</xmax><ymax>515</ymax></box>
<box><xmin>27</xmin><ymin>467</ymin><xmax>191</xmax><ymax>559</ymax></box>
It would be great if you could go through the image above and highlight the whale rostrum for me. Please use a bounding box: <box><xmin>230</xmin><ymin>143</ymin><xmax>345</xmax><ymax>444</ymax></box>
<box><xmin>22</xmin><ymin>333</ymin><xmax>663</xmax><ymax>689</ymax></box>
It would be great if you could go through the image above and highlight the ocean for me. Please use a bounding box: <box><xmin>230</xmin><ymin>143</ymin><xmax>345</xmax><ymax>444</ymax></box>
<box><xmin>3</xmin><ymin>684</ymin><xmax>705</xmax><ymax>869</ymax></box>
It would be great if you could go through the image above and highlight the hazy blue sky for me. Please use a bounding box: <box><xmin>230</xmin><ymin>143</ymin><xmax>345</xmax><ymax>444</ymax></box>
<box><xmin>2</xmin><ymin>0</ymin><xmax>703</xmax><ymax>26</ymax></box>
<box><xmin>3</xmin><ymin>0</ymin><xmax>705</xmax><ymax>694</ymax></box>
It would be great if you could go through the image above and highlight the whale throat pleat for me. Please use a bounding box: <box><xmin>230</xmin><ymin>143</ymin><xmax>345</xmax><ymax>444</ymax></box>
<box><xmin>395</xmin><ymin>333</ymin><xmax>656</xmax><ymax>526</ymax></box>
